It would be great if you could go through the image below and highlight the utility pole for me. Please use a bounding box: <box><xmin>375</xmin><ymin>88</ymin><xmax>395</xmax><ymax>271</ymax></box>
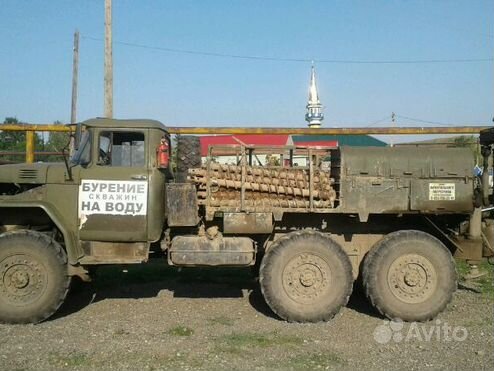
<box><xmin>71</xmin><ymin>30</ymin><xmax>80</xmax><ymax>151</ymax></box>
<box><xmin>104</xmin><ymin>0</ymin><xmax>113</xmax><ymax>118</ymax></box>
<box><xmin>71</xmin><ymin>30</ymin><xmax>79</xmax><ymax>126</ymax></box>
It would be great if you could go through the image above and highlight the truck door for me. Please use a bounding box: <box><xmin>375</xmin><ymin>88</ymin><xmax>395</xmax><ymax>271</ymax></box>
<box><xmin>77</xmin><ymin>129</ymin><xmax>149</xmax><ymax>242</ymax></box>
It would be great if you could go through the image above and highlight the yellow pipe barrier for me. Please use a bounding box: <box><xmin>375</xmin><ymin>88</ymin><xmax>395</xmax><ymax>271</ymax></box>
<box><xmin>25</xmin><ymin>131</ymin><xmax>35</xmax><ymax>163</ymax></box>
<box><xmin>0</xmin><ymin>124</ymin><xmax>70</xmax><ymax>132</ymax></box>
<box><xmin>0</xmin><ymin>123</ymin><xmax>489</xmax><ymax>135</ymax></box>
<box><xmin>0</xmin><ymin>125</ymin><xmax>70</xmax><ymax>163</ymax></box>
<box><xmin>0</xmin><ymin>122</ymin><xmax>490</xmax><ymax>163</ymax></box>
<box><xmin>167</xmin><ymin>125</ymin><xmax>489</xmax><ymax>135</ymax></box>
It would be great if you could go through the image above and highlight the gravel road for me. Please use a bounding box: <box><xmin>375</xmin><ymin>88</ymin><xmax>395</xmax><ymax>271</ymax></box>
<box><xmin>0</xmin><ymin>262</ymin><xmax>492</xmax><ymax>371</ymax></box>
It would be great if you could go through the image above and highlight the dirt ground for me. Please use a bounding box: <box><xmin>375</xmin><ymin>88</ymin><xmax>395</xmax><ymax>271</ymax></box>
<box><xmin>0</xmin><ymin>260</ymin><xmax>493</xmax><ymax>371</ymax></box>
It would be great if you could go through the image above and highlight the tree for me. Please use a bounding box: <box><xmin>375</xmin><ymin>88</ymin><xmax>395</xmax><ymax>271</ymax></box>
<box><xmin>44</xmin><ymin>121</ymin><xmax>71</xmax><ymax>162</ymax></box>
<box><xmin>0</xmin><ymin>117</ymin><xmax>43</xmax><ymax>162</ymax></box>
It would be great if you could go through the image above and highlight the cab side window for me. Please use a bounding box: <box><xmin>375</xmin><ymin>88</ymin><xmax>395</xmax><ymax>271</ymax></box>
<box><xmin>99</xmin><ymin>131</ymin><xmax>145</xmax><ymax>167</ymax></box>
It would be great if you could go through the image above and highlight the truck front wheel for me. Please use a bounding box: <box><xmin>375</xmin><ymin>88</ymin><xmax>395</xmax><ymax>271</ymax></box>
<box><xmin>259</xmin><ymin>231</ymin><xmax>353</xmax><ymax>322</ymax></box>
<box><xmin>362</xmin><ymin>230</ymin><xmax>457</xmax><ymax>322</ymax></box>
<box><xmin>0</xmin><ymin>230</ymin><xmax>70</xmax><ymax>324</ymax></box>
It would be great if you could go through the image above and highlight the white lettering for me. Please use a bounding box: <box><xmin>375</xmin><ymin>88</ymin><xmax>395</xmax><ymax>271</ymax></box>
<box><xmin>79</xmin><ymin>180</ymin><xmax>148</xmax><ymax>217</ymax></box>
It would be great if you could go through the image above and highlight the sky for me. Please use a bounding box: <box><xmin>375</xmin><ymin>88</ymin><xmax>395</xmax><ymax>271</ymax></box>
<box><xmin>0</xmin><ymin>0</ymin><xmax>493</xmax><ymax>142</ymax></box>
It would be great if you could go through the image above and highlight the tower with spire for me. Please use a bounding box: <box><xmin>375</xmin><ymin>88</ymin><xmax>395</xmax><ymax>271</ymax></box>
<box><xmin>305</xmin><ymin>64</ymin><xmax>324</xmax><ymax>128</ymax></box>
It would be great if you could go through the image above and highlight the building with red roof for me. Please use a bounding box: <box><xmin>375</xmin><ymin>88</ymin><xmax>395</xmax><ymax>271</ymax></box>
<box><xmin>200</xmin><ymin>134</ymin><xmax>293</xmax><ymax>156</ymax></box>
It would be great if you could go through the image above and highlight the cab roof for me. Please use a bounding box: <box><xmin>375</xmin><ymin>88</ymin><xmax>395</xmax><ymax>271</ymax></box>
<box><xmin>81</xmin><ymin>117</ymin><xmax>168</xmax><ymax>131</ymax></box>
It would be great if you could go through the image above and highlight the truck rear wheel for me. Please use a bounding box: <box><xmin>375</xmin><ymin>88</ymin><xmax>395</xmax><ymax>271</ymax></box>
<box><xmin>0</xmin><ymin>230</ymin><xmax>70</xmax><ymax>324</ymax></box>
<box><xmin>176</xmin><ymin>135</ymin><xmax>201</xmax><ymax>182</ymax></box>
<box><xmin>362</xmin><ymin>230</ymin><xmax>456</xmax><ymax>322</ymax></box>
<box><xmin>259</xmin><ymin>231</ymin><xmax>353</xmax><ymax>322</ymax></box>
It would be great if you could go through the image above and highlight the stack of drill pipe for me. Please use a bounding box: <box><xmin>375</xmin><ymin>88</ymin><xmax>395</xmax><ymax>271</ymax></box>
<box><xmin>197</xmin><ymin>189</ymin><xmax>333</xmax><ymax>208</ymax></box>
<box><xmin>189</xmin><ymin>164</ymin><xmax>332</xmax><ymax>182</ymax></box>
<box><xmin>189</xmin><ymin>168</ymin><xmax>333</xmax><ymax>190</ymax></box>
<box><xmin>189</xmin><ymin>163</ymin><xmax>336</xmax><ymax>208</ymax></box>
<box><xmin>197</xmin><ymin>189</ymin><xmax>320</xmax><ymax>200</ymax></box>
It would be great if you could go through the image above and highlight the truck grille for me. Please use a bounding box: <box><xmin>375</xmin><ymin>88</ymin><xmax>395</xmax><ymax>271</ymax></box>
<box><xmin>18</xmin><ymin>169</ymin><xmax>39</xmax><ymax>180</ymax></box>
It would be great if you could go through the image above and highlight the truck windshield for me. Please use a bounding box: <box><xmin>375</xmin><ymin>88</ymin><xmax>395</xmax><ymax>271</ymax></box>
<box><xmin>71</xmin><ymin>132</ymin><xmax>91</xmax><ymax>165</ymax></box>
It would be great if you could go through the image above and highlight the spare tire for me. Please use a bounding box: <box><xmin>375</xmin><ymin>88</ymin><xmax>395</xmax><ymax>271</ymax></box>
<box><xmin>175</xmin><ymin>135</ymin><xmax>201</xmax><ymax>182</ymax></box>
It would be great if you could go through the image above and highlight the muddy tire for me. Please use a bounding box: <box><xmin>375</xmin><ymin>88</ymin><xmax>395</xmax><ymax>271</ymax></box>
<box><xmin>0</xmin><ymin>230</ymin><xmax>70</xmax><ymax>324</ymax></box>
<box><xmin>362</xmin><ymin>230</ymin><xmax>456</xmax><ymax>322</ymax></box>
<box><xmin>259</xmin><ymin>230</ymin><xmax>353</xmax><ymax>322</ymax></box>
<box><xmin>176</xmin><ymin>135</ymin><xmax>201</xmax><ymax>182</ymax></box>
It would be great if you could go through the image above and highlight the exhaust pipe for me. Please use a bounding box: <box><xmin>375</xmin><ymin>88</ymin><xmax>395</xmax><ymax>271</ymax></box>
<box><xmin>481</xmin><ymin>145</ymin><xmax>491</xmax><ymax>206</ymax></box>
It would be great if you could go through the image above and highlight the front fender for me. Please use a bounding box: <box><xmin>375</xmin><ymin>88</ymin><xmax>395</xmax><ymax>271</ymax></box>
<box><xmin>0</xmin><ymin>202</ymin><xmax>82</xmax><ymax>264</ymax></box>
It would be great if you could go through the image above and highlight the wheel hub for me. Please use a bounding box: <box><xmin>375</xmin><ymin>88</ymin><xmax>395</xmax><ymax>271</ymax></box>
<box><xmin>0</xmin><ymin>254</ymin><xmax>47</xmax><ymax>306</ymax></box>
<box><xmin>283</xmin><ymin>253</ymin><xmax>331</xmax><ymax>304</ymax></box>
<box><xmin>299</xmin><ymin>269</ymin><xmax>316</xmax><ymax>287</ymax></box>
<box><xmin>387</xmin><ymin>254</ymin><xmax>437</xmax><ymax>304</ymax></box>
<box><xmin>10</xmin><ymin>270</ymin><xmax>30</xmax><ymax>289</ymax></box>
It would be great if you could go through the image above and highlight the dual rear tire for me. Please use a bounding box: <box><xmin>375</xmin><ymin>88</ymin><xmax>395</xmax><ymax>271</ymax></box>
<box><xmin>259</xmin><ymin>231</ymin><xmax>353</xmax><ymax>322</ymax></box>
<box><xmin>362</xmin><ymin>230</ymin><xmax>457</xmax><ymax>322</ymax></box>
<box><xmin>259</xmin><ymin>229</ymin><xmax>457</xmax><ymax>323</ymax></box>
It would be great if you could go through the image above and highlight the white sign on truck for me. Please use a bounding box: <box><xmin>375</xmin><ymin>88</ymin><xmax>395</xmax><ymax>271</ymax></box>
<box><xmin>429</xmin><ymin>183</ymin><xmax>455</xmax><ymax>201</ymax></box>
<box><xmin>78</xmin><ymin>180</ymin><xmax>148</xmax><ymax>217</ymax></box>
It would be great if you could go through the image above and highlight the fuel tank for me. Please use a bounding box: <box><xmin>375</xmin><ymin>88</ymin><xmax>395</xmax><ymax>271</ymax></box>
<box><xmin>168</xmin><ymin>235</ymin><xmax>255</xmax><ymax>266</ymax></box>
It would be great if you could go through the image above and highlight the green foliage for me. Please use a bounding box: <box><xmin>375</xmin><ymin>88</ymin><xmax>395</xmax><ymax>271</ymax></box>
<box><xmin>0</xmin><ymin>117</ymin><xmax>68</xmax><ymax>163</ymax></box>
<box><xmin>167</xmin><ymin>326</ymin><xmax>194</xmax><ymax>336</ymax></box>
<box><xmin>48</xmin><ymin>351</ymin><xmax>89</xmax><ymax>367</ymax></box>
<box><xmin>457</xmin><ymin>259</ymin><xmax>494</xmax><ymax>298</ymax></box>
<box><xmin>217</xmin><ymin>332</ymin><xmax>303</xmax><ymax>350</ymax></box>
<box><xmin>43</xmin><ymin>121</ymin><xmax>71</xmax><ymax>162</ymax></box>
<box><xmin>0</xmin><ymin>117</ymin><xmax>40</xmax><ymax>162</ymax></box>
<box><xmin>0</xmin><ymin>117</ymin><xmax>24</xmax><ymax>148</ymax></box>
<box><xmin>207</xmin><ymin>316</ymin><xmax>235</xmax><ymax>326</ymax></box>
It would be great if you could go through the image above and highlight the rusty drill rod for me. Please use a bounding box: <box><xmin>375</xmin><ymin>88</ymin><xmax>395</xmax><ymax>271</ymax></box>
<box><xmin>189</xmin><ymin>172</ymin><xmax>333</xmax><ymax>188</ymax></box>
<box><xmin>193</xmin><ymin>176</ymin><xmax>335</xmax><ymax>200</ymax></box>
<box><xmin>189</xmin><ymin>166</ymin><xmax>333</xmax><ymax>182</ymax></box>
<box><xmin>191</xmin><ymin>176</ymin><xmax>332</xmax><ymax>192</ymax></box>
<box><xmin>198</xmin><ymin>198</ymin><xmax>333</xmax><ymax>208</ymax></box>
<box><xmin>167</xmin><ymin>126</ymin><xmax>489</xmax><ymax>135</ymax></box>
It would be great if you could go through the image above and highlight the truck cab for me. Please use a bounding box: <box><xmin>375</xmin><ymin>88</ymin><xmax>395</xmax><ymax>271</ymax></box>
<box><xmin>0</xmin><ymin>118</ymin><xmax>171</xmax><ymax>268</ymax></box>
<box><xmin>70</xmin><ymin>118</ymin><xmax>171</xmax><ymax>263</ymax></box>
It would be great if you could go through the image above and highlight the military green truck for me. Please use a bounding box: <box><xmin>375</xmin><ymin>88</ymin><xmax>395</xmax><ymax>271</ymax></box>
<box><xmin>0</xmin><ymin>118</ymin><xmax>492</xmax><ymax>324</ymax></box>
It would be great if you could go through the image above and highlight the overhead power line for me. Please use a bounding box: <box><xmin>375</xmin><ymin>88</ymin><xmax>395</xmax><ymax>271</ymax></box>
<box><xmin>394</xmin><ymin>114</ymin><xmax>455</xmax><ymax>127</ymax></box>
<box><xmin>345</xmin><ymin>113</ymin><xmax>480</xmax><ymax>129</ymax></box>
<box><xmin>82</xmin><ymin>35</ymin><xmax>494</xmax><ymax>65</ymax></box>
<box><xmin>367</xmin><ymin>115</ymin><xmax>393</xmax><ymax>127</ymax></box>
